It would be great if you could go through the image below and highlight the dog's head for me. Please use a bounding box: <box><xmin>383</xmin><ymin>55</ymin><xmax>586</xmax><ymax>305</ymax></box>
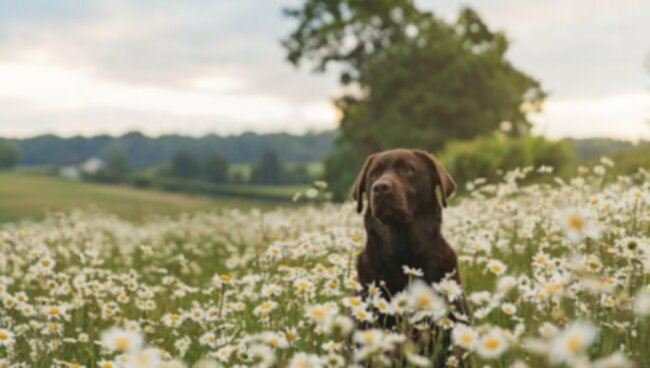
<box><xmin>352</xmin><ymin>149</ymin><xmax>456</xmax><ymax>224</ymax></box>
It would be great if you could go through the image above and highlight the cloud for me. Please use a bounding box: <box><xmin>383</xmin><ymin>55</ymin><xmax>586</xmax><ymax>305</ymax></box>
<box><xmin>533</xmin><ymin>92</ymin><xmax>650</xmax><ymax>140</ymax></box>
<box><xmin>0</xmin><ymin>61</ymin><xmax>337</xmax><ymax>137</ymax></box>
<box><xmin>0</xmin><ymin>0</ymin><xmax>647</xmax><ymax>139</ymax></box>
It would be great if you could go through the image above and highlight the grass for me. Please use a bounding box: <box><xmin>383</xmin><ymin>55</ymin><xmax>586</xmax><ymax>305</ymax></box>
<box><xmin>0</xmin><ymin>171</ymin><xmax>280</xmax><ymax>223</ymax></box>
<box><xmin>228</xmin><ymin>161</ymin><xmax>324</xmax><ymax>182</ymax></box>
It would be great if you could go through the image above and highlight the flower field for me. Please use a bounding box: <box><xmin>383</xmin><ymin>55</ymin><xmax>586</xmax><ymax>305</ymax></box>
<box><xmin>0</xmin><ymin>163</ymin><xmax>649</xmax><ymax>367</ymax></box>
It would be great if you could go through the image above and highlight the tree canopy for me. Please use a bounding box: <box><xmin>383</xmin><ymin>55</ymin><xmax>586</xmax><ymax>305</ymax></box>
<box><xmin>283</xmin><ymin>0</ymin><xmax>545</xmax><ymax>198</ymax></box>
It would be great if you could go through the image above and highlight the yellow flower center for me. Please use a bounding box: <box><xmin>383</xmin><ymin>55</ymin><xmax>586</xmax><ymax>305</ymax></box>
<box><xmin>483</xmin><ymin>337</ymin><xmax>500</xmax><ymax>350</ymax></box>
<box><xmin>566</xmin><ymin>335</ymin><xmax>583</xmax><ymax>353</ymax></box>
<box><xmin>461</xmin><ymin>334</ymin><xmax>473</xmax><ymax>345</ymax></box>
<box><xmin>0</xmin><ymin>330</ymin><xmax>8</xmax><ymax>340</ymax></box>
<box><xmin>115</xmin><ymin>336</ymin><xmax>131</xmax><ymax>351</ymax></box>
<box><xmin>567</xmin><ymin>214</ymin><xmax>584</xmax><ymax>231</ymax></box>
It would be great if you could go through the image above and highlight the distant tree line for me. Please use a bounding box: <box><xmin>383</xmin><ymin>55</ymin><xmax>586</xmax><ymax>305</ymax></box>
<box><xmin>0</xmin><ymin>142</ymin><xmax>19</xmax><ymax>170</ymax></box>
<box><xmin>89</xmin><ymin>148</ymin><xmax>314</xmax><ymax>186</ymax></box>
<box><xmin>7</xmin><ymin>131</ymin><xmax>334</xmax><ymax>168</ymax></box>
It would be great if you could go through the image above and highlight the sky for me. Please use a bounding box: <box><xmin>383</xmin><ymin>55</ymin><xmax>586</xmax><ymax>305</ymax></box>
<box><xmin>0</xmin><ymin>0</ymin><xmax>648</xmax><ymax>140</ymax></box>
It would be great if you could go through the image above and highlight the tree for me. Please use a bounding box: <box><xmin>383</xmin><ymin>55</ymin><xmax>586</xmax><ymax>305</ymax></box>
<box><xmin>0</xmin><ymin>142</ymin><xmax>19</xmax><ymax>170</ymax></box>
<box><xmin>95</xmin><ymin>151</ymin><xmax>129</xmax><ymax>182</ymax></box>
<box><xmin>203</xmin><ymin>153</ymin><xmax>229</xmax><ymax>183</ymax></box>
<box><xmin>251</xmin><ymin>149</ymin><xmax>284</xmax><ymax>185</ymax></box>
<box><xmin>283</xmin><ymin>1</ymin><xmax>544</xmax><ymax>199</ymax></box>
<box><xmin>170</xmin><ymin>150</ymin><xmax>200</xmax><ymax>179</ymax></box>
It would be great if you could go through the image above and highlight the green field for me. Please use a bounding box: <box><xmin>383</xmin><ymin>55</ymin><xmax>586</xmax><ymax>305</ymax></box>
<box><xmin>0</xmin><ymin>172</ymin><xmax>279</xmax><ymax>223</ymax></box>
<box><xmin>228</xmin><ymin>161</ymin><xmax>324</xmax><ymax>181</ymax></box>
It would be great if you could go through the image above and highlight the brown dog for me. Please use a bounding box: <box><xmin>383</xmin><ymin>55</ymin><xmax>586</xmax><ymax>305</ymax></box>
<box><xmin>352</xmin><ymin>148</ymin><xmax>470</xmax><ymax>328</ymax></box>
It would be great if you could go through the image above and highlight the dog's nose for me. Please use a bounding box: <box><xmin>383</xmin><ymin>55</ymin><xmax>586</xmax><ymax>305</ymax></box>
<box><xmin>372</xmin><ymin>180</ymin><xmax>393</xmax><ymax>196</ymax></box>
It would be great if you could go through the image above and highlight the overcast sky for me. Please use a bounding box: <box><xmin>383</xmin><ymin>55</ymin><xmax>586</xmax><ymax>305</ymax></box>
<box><xmin>0</xmin><ymin>0</ymin><xmax>648</xmax><ymax>140</ymax></box>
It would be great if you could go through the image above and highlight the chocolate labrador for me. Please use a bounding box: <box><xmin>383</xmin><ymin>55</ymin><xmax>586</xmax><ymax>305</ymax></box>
<box><xmin>352</xmin><ymin>149</ymin><xmax>470</xmax><ymax>361</ymax></box>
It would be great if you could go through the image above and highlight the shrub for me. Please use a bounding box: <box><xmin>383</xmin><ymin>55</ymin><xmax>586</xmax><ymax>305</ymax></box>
<box><xmin>439</xmin><ymin>134</ymin><xmax>575</xmax><ymax>187</ymax></box>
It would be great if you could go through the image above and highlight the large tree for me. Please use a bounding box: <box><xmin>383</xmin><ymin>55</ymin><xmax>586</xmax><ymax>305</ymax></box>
<box><xmin>0</xmin><ymin>142</ymin><xmax>19</xmax><ymax>170</ymax></box>
<box><xmin>283</xmin><ymin>1</ymin><xmax>544</xmax><ymax>198</ymax></box>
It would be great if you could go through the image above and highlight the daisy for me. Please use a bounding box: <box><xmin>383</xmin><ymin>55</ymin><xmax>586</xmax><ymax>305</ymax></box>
<box><xmin>407</xmin><ymin>279</ymin><xmax>446</xmax><ymax>313</ymax></box>
<box><xmin>487</xmin><ymin>259</ymin><xmax>507</xmax><ymax>276</ymax></box>
<box><xmin>305</xmin><ymin>304</ymin><xmax>335</xmax><ymax>324</ymax></box>
<box><xmin>121</xmin><ymin>348</ymin><xmax>161</xmax><ymax>368</ymax></box>
<box><xmin>549</xmin><ymin>321</ymin><xmax>598</xmax><ymax>365</ymax></box>
<box><xmin>249</xmin><ymin>344</ymin><xmax>275</xmax><ymax>367</ymax></box>
<box><xmin>287</xmin><ymin>352</ymin><xmax>322</xmax><ymax>368</ymax></box>
<box><xmin>402</xmin><ymin>266</ymin><xmax>424</xmax><ymax>277</ymax></box>
<box><xmin>100</xmin><ymin>327</ymin><xmax>143</xmax><ymax>353</ymax></box>
<box><xmin>451</xmin><ymin>324</ymin><xmax>478</xmax><ymax>350</ymax></box>
<box><xmin>435</xmin><ymin>279</ymin><xmax>463</xmax><ymax>302</ymax></box>
<box><xmin>0</xmin><ymin>328</ymin><xmax>14</xmax><ymax>347</ymax></box>
<box><xmin>501</xmin><ymin>303</ymin><xmax>517</xmax><ymax>315</ymax></box>
<box><xmin>476</xmin><ymin>328</ymin><xmax>509</xmax><ymax>359</ymax></box>
<box><xmin>323</xmin><ymin>315</ymin><xmax>354</xmax><ymax>337</ymax></box>
<box><xmin>633</xmin><ymin>290</ymin><xmax>650</xmax><ymax>316</ymax></box>
<box><xmin>558</xmin><ymin>207</ymin><xmax>599</xmax><ymax>243</ymax></box>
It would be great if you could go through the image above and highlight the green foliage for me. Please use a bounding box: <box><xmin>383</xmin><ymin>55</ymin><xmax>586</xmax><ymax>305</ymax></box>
<box><xmin>170</xmin><ymin>150</ymin><xmax>201</xmax><ymax>179</ymax></box>
<box><xmin>284</xmin><ymin>1</ymin><xmax>544</xmax><ymax>199</ymax></box>
<box><xmin>251</xmin><ymin>149</ymin><xmax>284</xmax><ymax>185</ymax></box>
<box><xmin>439</xmin><ymin>134</ymin><xmax>575</xmax><ymax>186</ymax></box>
<box><xmin>0</xmin><ymin>172</ymin><xmax>223</xmax><ymax>223</ymax></box>
<box><xmin>0</xmin><ymin>142</ymin><xmax>20</xmax><ymax>170</ymax></box>
<box><xmin>602</xmin><ymin>141</ymin><xmax>650</xmax><ymax>175</ymax></box>
<box><xmin>92</xmin><ymin>151</ymin><xmax>130</xmax><ymax>183</ymax></box>
<box><xmin>567</xmin><ymin>138</ymin><xmax>637</xmax><ymax>161</ymax></box>
<box><xmin>11</xmin><ymin>131</ymin><xmax>334</xmax><ymax>167</ymax></box>
<box><xmin>203</xmin><ymin>153</ymin><xmax>229</xmax><ymax>183</ymax></box>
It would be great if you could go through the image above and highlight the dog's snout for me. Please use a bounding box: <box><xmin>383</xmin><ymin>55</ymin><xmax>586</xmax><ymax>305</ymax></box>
<box><xmin>372</xmin><ymin>180</ymin><xmax>393</xmax><ymax>196</ymax></box>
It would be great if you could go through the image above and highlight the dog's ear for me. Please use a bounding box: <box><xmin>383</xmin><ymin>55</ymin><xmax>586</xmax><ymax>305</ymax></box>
<box><xmin>351</xmin><ymin>154</ymin><xmax>376</xmax><ymax>213</ymax></box>
<box><xmin>415</xmin><ymin>150</ymin><xmax>456</xmax><ymax>208</ymax></box>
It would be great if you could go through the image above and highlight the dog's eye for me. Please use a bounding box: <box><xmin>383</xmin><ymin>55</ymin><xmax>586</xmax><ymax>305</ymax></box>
<box><xmin>401</xmin><ymin>166</ymin><xmax>415</xmax><ymax>175</ymax></box>
<box><xmin>369</xmin><ymin>170</ymin><xmax>381</xmax><ymax>180</ymax></box>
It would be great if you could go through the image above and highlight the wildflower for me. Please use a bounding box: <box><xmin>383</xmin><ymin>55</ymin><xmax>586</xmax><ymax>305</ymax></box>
<box><xmin>403</xmin><ymin>265</ymin><xmax>424</xmax><ymax>277</ymax></box>
<box><xmin>487</xmin><ymin>259</ymin><xmax>507</xmax><ymax>275</ymax></box>
<box><xmin>0</xmin><ymin>328</ymin><xmax>14</xmax><ymax>347</ymax></box>
<box><xmin>212</xmin><ymin>273</ymin><xmax>233</xmax><ymax>288</ymax></box>
<box><xmin>354</xmin><ymin>329</ymin><xmax>384</xmax><ymax>346</ymax></box>
<box><xmin>98</xmin><ymin>361</ymin><xmax>118</xmax><ymax>368</ymax></box>
<box><xmin>323</xmin><ymin>315</ymin><xmax>353</xmax><ymax>337</ymax></box>
<box><xmin>501</xmin><ymin>303</ymin><xmax>517</xmax><ymax>315</ymax></box>
<box><xmin>122</xmin><ymin>348</ymin><xmax>161</xmax><ymax>368</ymax></box>
<box><xmin>406</xmin><ymin>353</ymin><xmax>431</xmax><ymax>367</ymax></box>
<box><xmin>305</xmin><ymin>304</ymin><xmax>336</xmax><ymax>324</ymax></box>
<box><xmin>633</xmin><ymin>290</ymin><xmax>650</xmax><ymax>316</ymax></box>
<box><xmin>288</xmin><ymin>352</ymin><xmax>322</xmax><ymax>368</ymax></box>
<box><xmin>249</xmin><ymin>344</ymin><xmax>275</xmax><ymax>367</ymax></box>
<box><xmin>558</xmin><ymin>208</ymin><xmax>599</xmax><ymax>242</ymax></box>
<box><xmin>352</xmin><ymin>307</ymin><xmax>374</xmax><ymax>323</ymax></box>
<box><xmin>199</xmin><ymin>332</ymin><xmax>219</xmax><ymax>349</ymax></box>
<box><xmin>452</xmin><ymin>324</ymin><xmax>478</xmax><ymax>350</ymax></box>
<box><xmin>435</xmin><ymin>279</ymin><xmax>463</xmax><ymax>302</ymax></box>
<box><xmin>407</xmin><ymin>279</ymin><xmax>446</xmax><ymax>312</ymax></box>
<box><xmin>100</xmin><ymin>327</ymin><xmax>143</xmax><ymax>353</ymax></box>
<box><xmin>539</xmin><ymin>322</ymin><xmax>559</xmax><ymax>339</ymax></box>
<box><xmin>294</xmin><ymin>278</ymin><xmax>314</xmax><ymax>294</ymax></box>
<box><xmin>549</xmin><ymin>322</ymin><xmax>598</xmax><ymax>365</ymax></box>
<box><xmin>476</xmin><ymin>328</ymin><xmax>509</xmax><ymax>359</ymax></box>
<box><xmin>262</xmin><ymin>332</ymin><xmax>288</xmax><ymax>349</ymax></box>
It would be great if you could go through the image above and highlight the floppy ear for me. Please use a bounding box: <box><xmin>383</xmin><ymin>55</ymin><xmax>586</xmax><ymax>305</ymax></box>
<box><xmin>415</xmin><ymin>150</ymin><xmax>456</xmax><ymax>208</ymax></box>
<box><xmin>351</xmin><ymin>154</ymin><xmax>376</xmax><ymax>213</ymax></box>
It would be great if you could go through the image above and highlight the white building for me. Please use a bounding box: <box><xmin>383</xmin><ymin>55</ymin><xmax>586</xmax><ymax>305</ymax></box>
<box><xmin>59</xmin><ymin>157</ymin><xmax>105</xmax><ymax>180</ymax></box>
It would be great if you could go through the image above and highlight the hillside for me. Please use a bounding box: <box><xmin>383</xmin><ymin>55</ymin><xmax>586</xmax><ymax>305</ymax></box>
<box><xmin>3</xmin><ymin>130</ymin><xmax>336</xmax><ymax>168</ymax></box>
<box><xmin>0</xmin><ymin>172</ymin><xmax>277</xmax><ymax>223</ymax></box>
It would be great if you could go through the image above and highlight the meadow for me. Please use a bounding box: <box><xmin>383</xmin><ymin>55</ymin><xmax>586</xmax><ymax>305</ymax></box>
<box><xmin>0</xmin><ymin>162</ymin><xmax>648</xmax><ymax>368</ymax></box>
<box><xmin>0</xmin><ymin>172</ymin><xmax>278</xmax><ymax>223</ymax></box>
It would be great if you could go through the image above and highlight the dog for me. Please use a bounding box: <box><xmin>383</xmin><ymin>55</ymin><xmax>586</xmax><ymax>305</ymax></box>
<box><xmin>352</xmin><ymin>148</ymin><xmax>470</xmax><ymax>363</ymax></box>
